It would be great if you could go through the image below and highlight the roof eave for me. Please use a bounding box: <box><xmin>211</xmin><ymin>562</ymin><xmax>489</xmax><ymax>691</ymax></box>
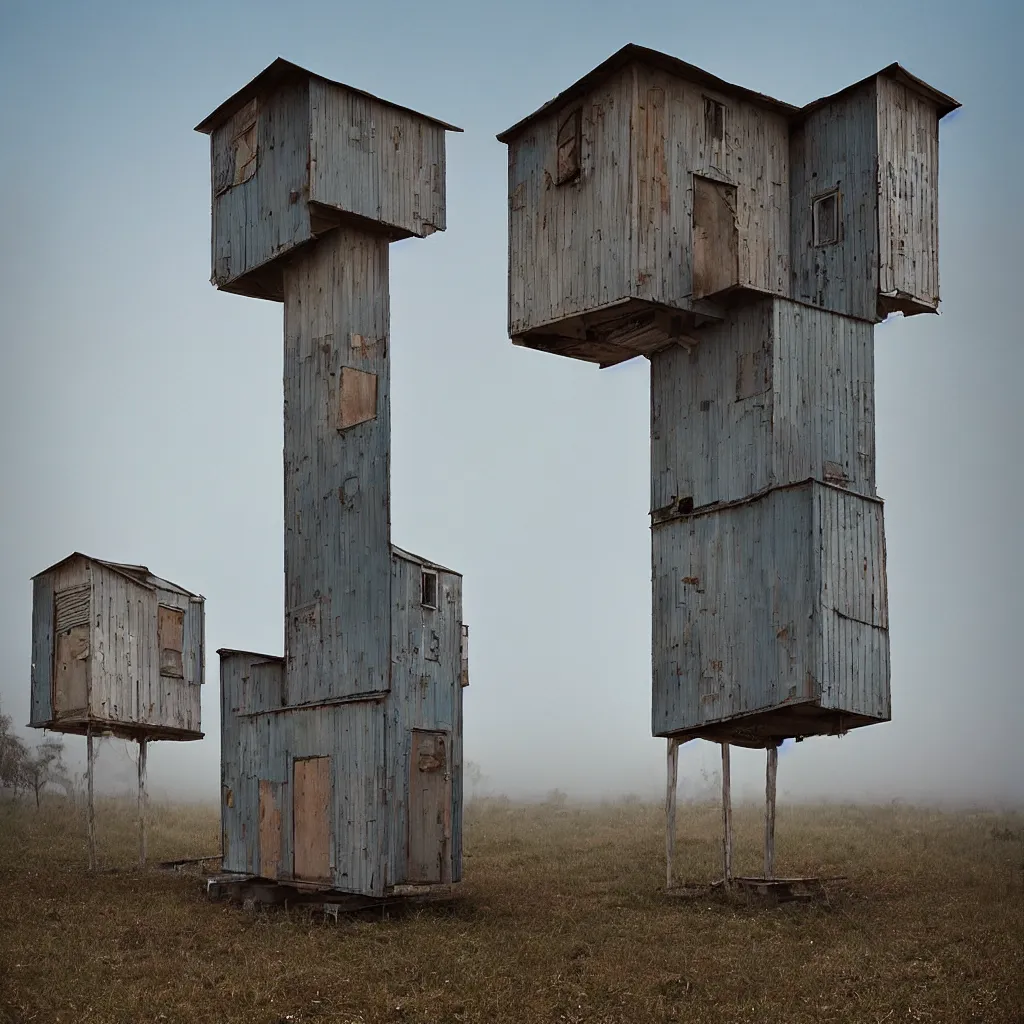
<box><xmin>195</xmin><ymin>56</ymin><xmax>463</xmax><ymax>136</ymax></box>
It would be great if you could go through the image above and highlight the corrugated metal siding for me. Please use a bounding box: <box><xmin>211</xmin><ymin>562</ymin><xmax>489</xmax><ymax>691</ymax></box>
<box><xmin>651</xmin><ymin>297</ymin><xmax>875</xmax><ymax>512</ymax></box>
<box><xmin>309</xmin><ymin>80</ymin><xmax>448</xmax><ymax>238</ymax></box>
<box><xmin>211</xmin><ymin>80</ymin><xmax>312</xmax><ymax>289</ymax></box>
<box><xmin>876</xmin><ymin>75</ymin><xmax>941</xmax><ymax>310</ymax></box>
<box><xmin>282</xmin><ymin>227</ymin><xmax>391</xmax><ymax>703</ymax></box>
<box><xmin>789</xmin><ymin>82</ymin><xmax>879</xmax><ymax>322</ymax></box>
<box><xmin>388</xmin><ymin>552</ymin><xmax>463</xmax><ymax>885</ymax></box>
<box><xmin>634</xmin><ymin>65</ymin><xmax>790</xmax><ymax>308</ymax></box>
<box><xmin>652</xmin><ymin>481</ymin><xmax>889</xmax><ymax>735</ymax></box>
<box><xmin>507</xmin><ymin>67</ymin><xmax>635</xmax><ymax>336</ymax></box>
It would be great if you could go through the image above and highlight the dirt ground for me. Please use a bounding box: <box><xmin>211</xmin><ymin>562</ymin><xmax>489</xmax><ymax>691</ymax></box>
<box><xmin>1</xmin><ymin>796</ymin><xmax>1022</xmax><ymax>1023</ymax></box>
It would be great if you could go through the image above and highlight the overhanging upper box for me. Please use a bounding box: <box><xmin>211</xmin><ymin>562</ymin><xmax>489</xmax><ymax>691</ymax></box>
<box><xmin>196</xmin><ymin>59</ymin><xmax>463</xmax><ymax>301</ymax></box>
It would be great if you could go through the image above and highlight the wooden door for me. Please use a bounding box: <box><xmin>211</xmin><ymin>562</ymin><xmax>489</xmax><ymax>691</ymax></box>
<box><xmin>293</xmin><ymin>757</ymin><xmax>331</xmax><ymax>882</ymax></box>
<box><xmin>407</xmin><ymin>731</ymin><xmax>450</xmax><ymax>884</ymax></box>
<box><xmin>692</xmin><ymin>176</ymin><xmax>739</xmax><ymax>299</ymax></box>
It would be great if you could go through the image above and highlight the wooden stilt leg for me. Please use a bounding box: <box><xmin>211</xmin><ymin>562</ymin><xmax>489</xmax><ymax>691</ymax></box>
<box><xmin>764</xmin><ymin>744</ymin><xmax>778</xmax><ymax>880</ymax></box>
<box><xmin>138</xmin><ymin>737</ymin><xmax>148</xmax><ymax>868</ymax></box>
<box><xmin>721</xmin><ymin>741</ymin><xmax>732</xmax><ymax>887</ymax></box>
<box><xmin>87</xmin><ymin>729</ymin><xmax>96</xmax><ymax>873</ymax></box>
<box><xmin>665</xmin><ymin>738</ymin><xmax>680</xmax><ymax>889</ymax></box>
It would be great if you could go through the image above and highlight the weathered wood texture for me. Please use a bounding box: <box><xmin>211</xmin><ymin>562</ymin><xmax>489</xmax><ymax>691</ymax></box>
<box><xmin>407</xmin><ymin>730</ymin><xmax>451</xmax><ymax>884</ymax></box>
<box><xmin>202</xmin><ymin>67</ymin><xmax>452</xmax><ymax>299</ymax></box>
<box><xmin>789</xmin><ymin>82</ymin><xmax>879</xmax><ymax>322</ymax></box>
<box><xmin>282</xmin><ymin>228</ymin><xmax>391</xmax><ymax>703</ymax></box>
<box><xmin>218</xmin><ymin>550</ymin><xmax>464</xmax><ymax>895</ymax></box>
<box><xmin>651</xmin><ymin>297</ymin><xmax>875</xmax><ymax>513</ymax></box>
<box><xmin>765</xmin><ymin>744</ymin><xmax>778</xmax><ymax>879</ymax></box>
<box><xmin>29</xmin><ymin>554</ymin><xmax>203</xmax><ymax>739</ymax></box>
<box><xmin>309</xmin><ymin>79</ymin><xmax>448</xmax><ymax>238</ymax></box>
<box><xmin>210</xmin><ymin>81</ymin><xmax>312</xmax><ymax>295</ymax></box>
<box><xmin>506</xmin><ymin>61</ymin><xmax>790</xmax><ymax>348</ymax></box>
<box><xmin>219</xmin><ymin>652</ymin><xmax>388</xmax><ymax>895</ymax></box>
<box><xmin>665</xmin><ymin>737</ymin><xmax>679</xmax><ymax>888</ymax></box>
<box><xmin>876</xmin><ymin>75</ymin><xmax>941</xmax><ymax>314</ymax></box>
<box><xmin>389</xmin><ymin>551</ymin><xmax>464</xmax><ymax>885</ymax></box>
<box><xmin>652</xmin><ymin>482</ymin><xmax>889</xmax><ymax>738</ymax></box>
<box><xmin>293</xmin><ymin>756</ymin><xmax>332</xmax><ymax>881</ymax></box>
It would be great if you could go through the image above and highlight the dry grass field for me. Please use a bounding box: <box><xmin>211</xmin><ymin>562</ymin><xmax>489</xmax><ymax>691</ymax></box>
<box><xmin>1</xmin><ymin>795</ymin><xmax>1022</xmax><ymax>1023</ymax></box>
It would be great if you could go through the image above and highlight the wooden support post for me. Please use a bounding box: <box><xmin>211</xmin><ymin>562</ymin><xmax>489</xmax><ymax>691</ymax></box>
<box><xmin>138</xmin><ymin>737</ymin><xmax>148</xmax><ymax>868</ymax></box>
<box><xmin>86</xmin><ymin>729</ymin><xmax>96</xmax><ymax>873</ymax></box>
<box><xmin>720</xmin><ymin>741</ymin><xmax>732</xmax><ymax>887</ymax></box>
<box><xmin>764</xmin><ymin>744</ymin><xmax>778</xmax><ymax>880</ymax></box>
<box><xmin>665</xmin><ymin>738</ymin><xmax>680</xmax><ymax>889</ymax></box>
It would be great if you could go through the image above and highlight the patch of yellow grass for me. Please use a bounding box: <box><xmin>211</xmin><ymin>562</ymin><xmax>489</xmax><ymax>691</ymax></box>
<box><xmin>0</xmin><ymin>796</ymin><xmax>1021</xmax><ymax>1023</ymax></box>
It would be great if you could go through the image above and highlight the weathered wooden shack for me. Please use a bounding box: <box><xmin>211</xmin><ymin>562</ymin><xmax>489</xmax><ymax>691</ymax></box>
<box><xmin>30</xmin><ymin>552</ymin><xmax>204</xmax><ymax>740</ymax></box>
<box><xmin>498</xmin><ymin>45</ymin><xmax>958</xmax><ymax>367</ymax></box>
<box><xmin>197</xmin><ymin>62</ymin><xmax>467</xmax><ymax>897</ymax></box>
<box><xmin>499</xmin><ymin>45</ymin><xmax>957</xmax><ymax>881</ymax></box>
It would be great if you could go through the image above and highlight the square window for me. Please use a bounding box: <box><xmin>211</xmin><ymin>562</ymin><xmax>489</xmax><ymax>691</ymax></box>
<box><xmin>421</xmin><ymin>570</ymin><xmax>438</xmax><ymax>609</ymax></box>
<box><xmin>813</xmin><ymin>189</ymin><xmax>841</xmax><ymax>246</ymax></box>
<box><xmin>556</xmin><ymin>108</ymin><xmax>582</xmax><ymax>185</ymax></box>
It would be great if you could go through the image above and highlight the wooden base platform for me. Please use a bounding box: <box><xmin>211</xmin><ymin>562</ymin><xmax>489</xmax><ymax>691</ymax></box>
<box><xmin>204</xmin><ymin>873</ymin><xmax>455</xmax><ymax>915</ymax></box>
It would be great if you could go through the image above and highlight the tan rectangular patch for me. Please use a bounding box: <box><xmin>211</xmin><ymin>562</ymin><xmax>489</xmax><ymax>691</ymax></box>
<box><xmin>692</xmin><ymin>176</ymin><xmax>738</xmax><ymax>299</ymax></box>
<box><xmin>293</xmin><ymin>756</ymin><xmax>331</xmax><ymax>882</ymax></box>
<box><xmin>53</xmin><ymin>625</ymin><xmax>89</xmax><ymax>718</ymax></box>
<box><xmin>338</xmin><ymin>367</ymin><xmax>378</xmax><ymax>430</ymax></box>
<box><xmin>158</xmin><ymin>606</ymin><xmax>185</xmax><ymax>678</ymax></box>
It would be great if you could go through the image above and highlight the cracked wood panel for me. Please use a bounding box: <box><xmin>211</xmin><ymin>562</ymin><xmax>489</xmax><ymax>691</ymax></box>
<box><xmin>283</xmin><ymin>227</ymin><xmax>391</xmax><ymax>702</ymax></box>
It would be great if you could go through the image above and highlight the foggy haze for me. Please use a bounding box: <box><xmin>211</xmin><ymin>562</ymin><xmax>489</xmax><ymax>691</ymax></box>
<box><xmin>1</xmin><ymin>0</ymin><xmax>1021</xmax><ymax>810</ymax></box>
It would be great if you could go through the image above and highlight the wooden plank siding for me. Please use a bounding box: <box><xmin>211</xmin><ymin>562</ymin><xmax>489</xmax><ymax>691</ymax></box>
<box><xmin>633</xmin><ymin>63</ymin><xmax>790</xmax><ymax>310</ymax></box>
<box><xmin>282</xmin><ymin>227</ymin><xmax>391</xmax><ymax>703</ymax></box>
<box><xmin>652</xmin><ymin>482</ymin><xmax>889</xmax><ymax>739</ymax></box>
<box><xmin>30</xmin><ymin>555</ymin><xmax>203</xmax><ymax>739</ymax></box>
<box><xmin>506</xmin><ymin>66</ymin><xmax>635</xmax><ymax>339</ymax></box>
<box><xmin>210</xmin><ymin>79</ymin><xmax>313</xmax><ymax>295</ymax></box>
<box><xmin>309</xmin><ymin>80</ymin><xmax>448</xmax><ymax>238</ymax></box>
<box><xmin>651</xmin><ymin>297</ymin><xmax>875</xmax><ymax>514</ymax></box>
<box><xmin>876</xmin><ymin>74</ymin><xmax>942</xmax><ymax>314</ymax></box>
<box><xmin>388</xmin><ymin>551</ymin><xmax>464</xmax><ymax>885</ymax></box>
<box><xmin>789</xmin><ymin>82</ymin><xmax>879</xmax><ymax>322</ymax></box>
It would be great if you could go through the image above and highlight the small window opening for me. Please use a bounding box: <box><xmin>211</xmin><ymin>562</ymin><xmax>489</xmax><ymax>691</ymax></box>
<box><xmin>813</xmin><ymin>189</ymin><xmax>841</xmax><ymax>246</ymax></box>
<box><xmin>421</xmin><ymin>570</ymin><xmax>438</xmax><ymax>609</ymax></box>
<box><xmin>703</xmin><ymin>97</ymin><xmax>727</xmax><ymax>167</ymax></box>
<box><xmin>556</xmin><ymin>108</ymin><xmax>582</xmax><ymax>185</ymax></box>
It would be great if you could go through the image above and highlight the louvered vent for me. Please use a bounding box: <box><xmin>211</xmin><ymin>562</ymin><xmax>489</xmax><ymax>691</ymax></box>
<box><xmin>54</xmin><ymin>584</ymin><xmax>90</xmax><ymax>632</ymax></box>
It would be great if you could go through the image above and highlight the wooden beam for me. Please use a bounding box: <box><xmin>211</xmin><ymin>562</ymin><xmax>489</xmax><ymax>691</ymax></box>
<box><xmin>86</xmin><ymin>729</ymin><xmax>96</xmax><ymax>873</ymax></box>
<box><xmin>721</xmin><ymin>741</ymin><xmax>733</xmax><ymax>887</ymax></box>
<box><xmin>765</xmin><ymin>744</ymin><xmax>778</xmax><ymax>880</ymax></box>
<box><xmin>665</xmin><ymin>737</ymin><xmax>680</xmax><ymax>889</ymax></box>
<box><xmin>138</xmin><ymin>737</ymin><xmax>148</xmax><ymax>868</ymax></box>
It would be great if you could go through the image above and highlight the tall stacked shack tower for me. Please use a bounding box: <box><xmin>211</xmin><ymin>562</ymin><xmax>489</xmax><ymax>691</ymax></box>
<box><xmin>197</xmin><ymin>61</ymin><xmax>467</xmax><ymax>898</ymax></box>
<box><xmin>498</xmin><ymin>46</ymin><xmax>957</xmax><ymax>879</ymax></box>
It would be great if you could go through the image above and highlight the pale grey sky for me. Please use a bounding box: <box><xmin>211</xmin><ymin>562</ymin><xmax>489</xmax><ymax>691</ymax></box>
<box><xmin>1</xmin><ymin>0</ymin><xmax>1021</xmax><ymax>806</ymax></box>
